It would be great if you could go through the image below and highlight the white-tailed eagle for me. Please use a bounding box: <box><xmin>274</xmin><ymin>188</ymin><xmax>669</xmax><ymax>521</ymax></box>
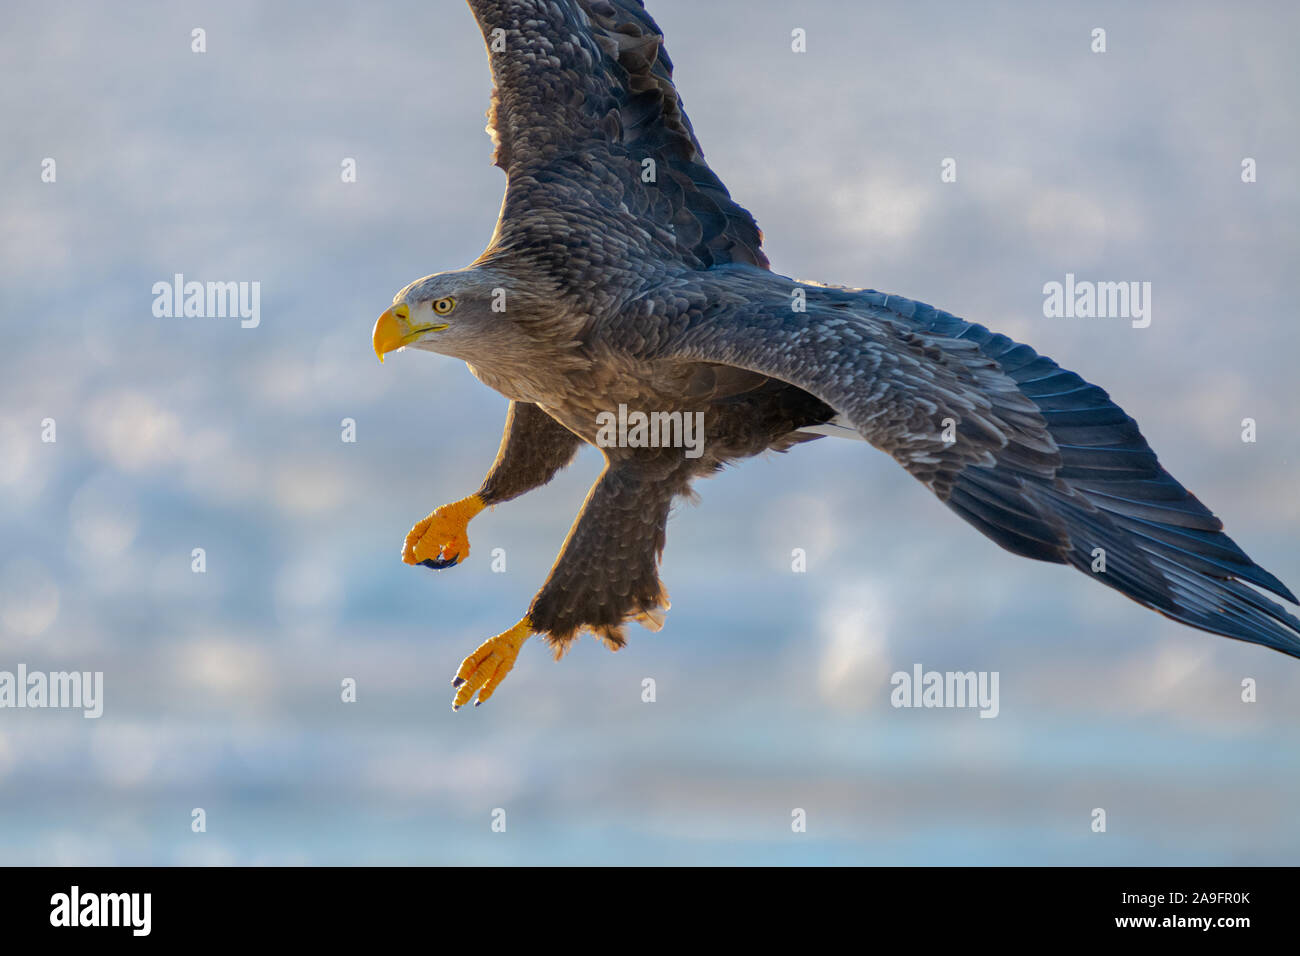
<box><xmin>370</xmin><ymin>0</ymin><xmax>1299</xmax><ymax>709</ymax></box>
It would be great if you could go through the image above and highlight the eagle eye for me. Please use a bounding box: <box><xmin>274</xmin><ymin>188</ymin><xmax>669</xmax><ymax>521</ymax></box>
<box><xmin>432</xmin><ymin>297</ymin><xmax>456</xmax><ymax>316</ymax></box>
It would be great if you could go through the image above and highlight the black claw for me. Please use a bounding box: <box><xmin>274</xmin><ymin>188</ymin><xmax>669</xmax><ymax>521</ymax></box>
<box><xmin>451</xmin><ymin>703</ymin><xmax>461</xmax><ymax>712</ymax></box>
<box><xmin>452</xmin><ymin>677</ymin><xmax>465</xmax><ymax>688</ymax></box>
<box><xmin>474</xmin><ymin>699</ymin><xmax>484</xmax><ymax>707</ymax></box>
<box><xmin>420</xmin><ymin>553</ymin><xmax>460</xmax><ymax>570</ymax></box>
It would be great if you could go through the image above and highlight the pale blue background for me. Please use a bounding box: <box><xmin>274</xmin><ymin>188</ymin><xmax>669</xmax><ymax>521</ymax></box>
<box><xmin>1</xmin><ymin>0</ymin><xmax>1297</xmax><ymax>864</ymax></box>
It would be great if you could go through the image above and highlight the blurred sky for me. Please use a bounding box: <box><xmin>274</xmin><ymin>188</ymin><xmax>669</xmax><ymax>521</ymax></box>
<box><xmin>1</xmin><ymin>0</ymin><xmax>1298</xmax><ymax>865</ymax></box>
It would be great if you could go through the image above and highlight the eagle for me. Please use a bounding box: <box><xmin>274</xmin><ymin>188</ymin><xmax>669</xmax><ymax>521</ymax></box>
<box><xmin>371</xmin><ymin>0</ymin><xmax>1300</xmax><ymax>710</ymax></box>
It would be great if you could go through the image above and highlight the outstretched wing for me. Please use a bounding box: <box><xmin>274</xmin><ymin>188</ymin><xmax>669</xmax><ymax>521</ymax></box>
<box><xmin>465</xmin><ymin>0</ymin><xmax>767</xmax><ymax>271</ymax></box>
<box><xmin>644</xmin><ymin>267</ymin><xmax>1300</xmax><ymax>657</ymax></box>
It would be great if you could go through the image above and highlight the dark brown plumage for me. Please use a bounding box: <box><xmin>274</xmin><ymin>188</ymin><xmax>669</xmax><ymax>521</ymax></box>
<box><xmin>373</xmin><ymin>0</ymin><xmax>1299</xmax><ymax>708</ymax></box>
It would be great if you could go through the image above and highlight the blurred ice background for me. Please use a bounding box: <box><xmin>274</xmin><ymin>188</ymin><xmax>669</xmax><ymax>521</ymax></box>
<box><xmin>0</xmin><ymin>0</ymin><xmax>1297</xmax><ymax>864</ymax></box>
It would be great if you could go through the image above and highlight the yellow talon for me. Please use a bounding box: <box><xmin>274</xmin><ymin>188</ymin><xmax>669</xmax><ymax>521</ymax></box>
<box><xmin>452</xmin><ymin>617</ymin><xmax>532</xmax><ymax>710</ymax></box>
<box><xmin>403</xmin><ymin>494</ymin><xmax>485</xmax><ymax>568</ymax></box>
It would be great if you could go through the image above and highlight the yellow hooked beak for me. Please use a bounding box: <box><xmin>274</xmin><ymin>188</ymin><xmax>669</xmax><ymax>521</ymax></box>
<box><xmin>372</xmin><ymin>303</ymin><xmax>449</xmax><ymax>363</ymax></box>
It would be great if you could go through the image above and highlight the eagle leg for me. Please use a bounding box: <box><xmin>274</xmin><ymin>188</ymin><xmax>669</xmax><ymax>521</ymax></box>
<box><xmin>403</xmin><ymin>402</ymin><xmax>582</xmax><ymax>570</ymax></box>
<box><xmin>444</xmin><ymin>455</ymin><xmax>684</xmax><ymax>710</ymax></box>
<box><xmin>527</xmin><ymin>455</ymin><xmax>684</xmax><ymax>658</ymax></box>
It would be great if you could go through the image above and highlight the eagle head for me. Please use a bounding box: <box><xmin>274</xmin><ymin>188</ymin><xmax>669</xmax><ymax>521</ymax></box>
<box><xmin>372</xmin><ymin>265</ymin><xmax>517</xmax><ymax>364</ymax></box>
